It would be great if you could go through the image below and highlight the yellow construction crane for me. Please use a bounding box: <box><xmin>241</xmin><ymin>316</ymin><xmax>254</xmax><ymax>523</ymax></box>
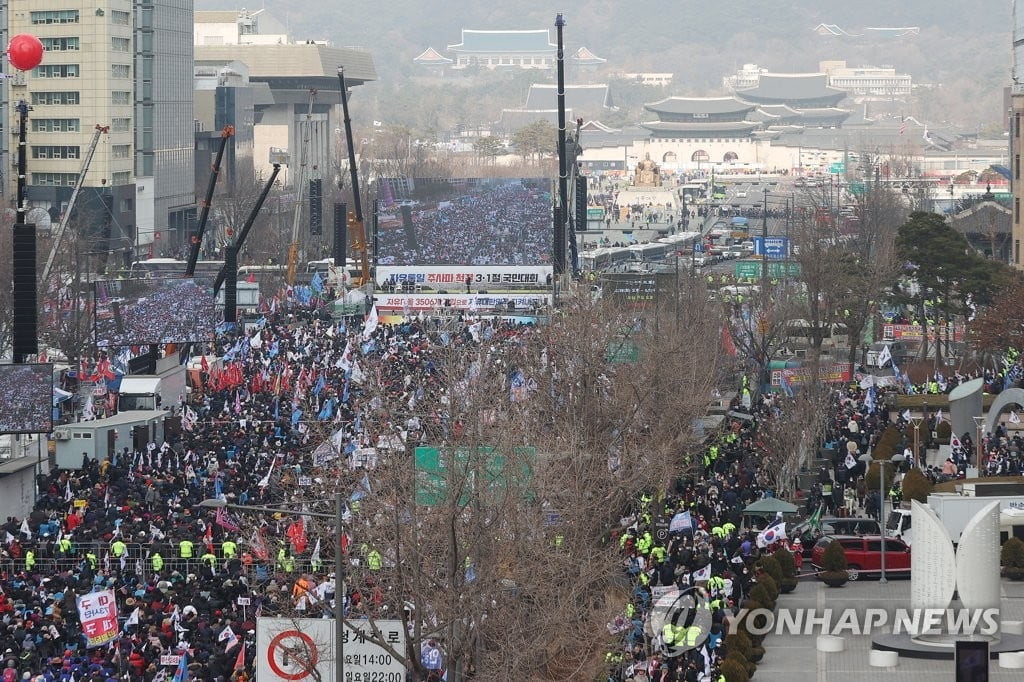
<box><xmin>42</xmin><ymin>124</ymin><xmax>109</xmax><ymax>283</ymax></box>
<box><xmin>286</xmin><ymin>89</ymin><xmax>317</xmax><ymax>285</ymax></box>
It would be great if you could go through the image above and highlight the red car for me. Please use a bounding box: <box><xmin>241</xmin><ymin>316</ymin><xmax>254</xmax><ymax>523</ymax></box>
<box><xmin>811</xmin><ymin>535</ymin><xmax>912</xmax><ymax>580</ymax></box>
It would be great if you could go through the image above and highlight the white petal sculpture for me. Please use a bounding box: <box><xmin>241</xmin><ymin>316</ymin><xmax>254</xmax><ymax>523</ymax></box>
<box><xmin>911</xmin><ymin>500</ymin><xmax>956</xmax><ymax>611</ymax></box>
<box><xmin>956</xmin><ymin>500</ymin><xmax>1002</xmax><ymax>613</ymax></box>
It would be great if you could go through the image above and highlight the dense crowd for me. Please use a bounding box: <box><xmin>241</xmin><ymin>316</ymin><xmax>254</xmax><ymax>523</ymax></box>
<box><xmin>1</xmin><ymin>291</ymin><xmax>545</xmax><ymax>681</ymax></box>
<box><xmin>0</xmin><ymin>365</ymin><xmax>52</xmax><ymax>434</ymax></box>
<box><xmin>95</xmin><ymin>281</ymin><xmax>217</xmax><ymax>348</ymax></box>
<box><xmin>377</xmin><ymin>180</ymin><xmax>552</xmax><ymax>266</ymax></box>
<box><xmin>605</xmin><ymin>391</ymin><xmax>818</xmax><ymax>681</ymax></box>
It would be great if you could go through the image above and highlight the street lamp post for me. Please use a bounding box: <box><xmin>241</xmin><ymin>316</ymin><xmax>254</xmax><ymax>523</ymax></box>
<box><xmin>199</xmin><ymin>492</ymin><xmax>346</xmax><ymax>682</ymax></box>
<box><xmin>859</xmin><ymin>453</ymin><xmax>905</xmax><ymax>583</ymax></box>
<box><xmin>973</xmin><ymin>416</ymin><xmax>986</xmax><ymax>475</ymax></box>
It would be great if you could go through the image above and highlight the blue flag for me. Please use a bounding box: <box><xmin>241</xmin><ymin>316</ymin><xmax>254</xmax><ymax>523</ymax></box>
<box><xmin>273</xmin><ymin>397</ymin><xmax>280</xmax><ymax>421</ymax></box>
<box><xmin>313</xmin><ymin>374</ymin><xmax>326</xmax><ymax>397</ymax></box>
<box><xmin>310</xmin><ymin>271</ymin><xmax>324</xmax><ymax>293</ymax></box>
<box><xmin>342</xmin><ymin>380</ymin><xmax>351</xmax><ymax>404</ymax></box>
<box><xmin>173</xmin><ymin>651</ymin><xmax>188</xmax><ymax>682</ymax></box>
<box><xmin>291</xmin><ymin>408</ymin><xmax>302</xmax><ymax>426</ymax></box>
<box><xmin>318</xmin><ymin>398</ymin><xmax>335</xmax><ymax>421</ymax></box>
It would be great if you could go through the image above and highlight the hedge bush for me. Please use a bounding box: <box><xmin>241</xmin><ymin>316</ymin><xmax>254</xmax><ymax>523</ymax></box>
<box><xmin>1002</xmin><ymin>537</ymin><xmax>1024</xmax><ymax>580</ymax></box>
<box><xmin>901</xmin><ymin>467</ymin><xmax>932</xmax><ymax>503</ymax></box>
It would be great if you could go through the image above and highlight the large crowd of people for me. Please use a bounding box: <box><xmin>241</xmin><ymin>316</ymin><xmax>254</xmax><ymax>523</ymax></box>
<box><xmin>95</xmin><ymin>280</ymin><xmax>218</xmax><ymax>348</ymax></box>
<box><xmin>1</xmin><ymin>290</ymin><xmax>550</xmax><ymax>681</ymax></box>
<box><xmin>377</xmin><ymin>180</ymin><xmax>552</xmax><ymax>267</ymax></box>
<box><xmin>0</xmin><ymin>365</ymin><xmax>52</xmax><ymax>434</ymax></box>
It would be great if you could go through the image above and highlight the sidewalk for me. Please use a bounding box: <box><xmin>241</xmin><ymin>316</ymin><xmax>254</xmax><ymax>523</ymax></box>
<box><xmin>753</xmin><ymin>578</ymin><xmax>1024</xmax><ymax>681</ymax></box>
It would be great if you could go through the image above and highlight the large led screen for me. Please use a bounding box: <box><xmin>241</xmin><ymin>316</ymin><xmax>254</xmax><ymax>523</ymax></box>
<box><xmin>376</xmin><ymin>178</ymin><xmax>553</xmax><ymax>267</ymax></box>
<box><xmin>95</xmin><ymin>278</ymin><xmax>218</xmax><ymax>347</ymax></box>
<box><xmin>0</xmin><ymin>363</ymin><xmax>53</xmax><ymax>434</ymax></box>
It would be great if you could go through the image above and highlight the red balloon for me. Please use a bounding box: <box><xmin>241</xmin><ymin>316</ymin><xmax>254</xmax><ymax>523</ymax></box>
<box><xmin>7</xmin><ymin>34</ymin><xmax>44</xmax><ymax>72</ymax></box>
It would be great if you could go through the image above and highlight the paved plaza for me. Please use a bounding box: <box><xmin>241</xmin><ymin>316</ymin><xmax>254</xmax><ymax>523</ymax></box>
<box><xmin>755</xmin><ymin>577</ymin><xmax>1024</xmax><ymax>681</ymax></box>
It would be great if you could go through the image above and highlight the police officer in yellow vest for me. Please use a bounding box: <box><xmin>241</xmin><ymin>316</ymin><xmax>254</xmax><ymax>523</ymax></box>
<box><xmin>178</xmin><ymin>538</ymin><xmax>194</xmax><ymax>559</ymax></box>
<box><xmin>367</xmin><ymin>549</ymin><xmax>382</xmax><ymax>571</ymax></box>
<box><xmin>200</xmin><ymin>550</ymin><xmax>217</xmax><ymax>569</ymax></box>
<box><xmin>85</xmin><ymin>550</ymin><xmax>98</xmax><ymax>571</ymax></box>
<box><xmin>25</xmin><ymin>548</ymin><xmax>35</xmax><ymax>572</ymax></box>
<box><xmin>111</xmin><ymin>538</ymin><xmax>127</xmax><ymax>559</ymax></box>
<box><xmin>221</xmin><ymin>539</ymin><xmax>237</xmax><ymax>559</ymax></box>
<box><xmin>57</xmin><ymin>536</ymin><xmax>72</xmax><ymax>556</ymax></box>
<box><xmin>151</xmin><ymin>551</ymin><xmax>164</xmax><ymax>573</ymax></box>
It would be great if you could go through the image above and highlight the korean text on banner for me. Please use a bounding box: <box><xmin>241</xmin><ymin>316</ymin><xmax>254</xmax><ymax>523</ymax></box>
<box><xmin>77</xmin><ymin>589</ymin><xmax>119</xmax><ymax>648</ymax></box>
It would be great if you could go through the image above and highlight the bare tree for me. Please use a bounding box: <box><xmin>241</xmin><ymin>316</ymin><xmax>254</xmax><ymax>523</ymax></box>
<box><xmin>261</xmin><ymin>283</ymin><xmax>727</xmax><ymax>681</ymax></box>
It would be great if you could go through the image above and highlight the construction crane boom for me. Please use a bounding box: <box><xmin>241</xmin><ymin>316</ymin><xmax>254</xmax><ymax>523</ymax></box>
<box><xmin>187</xmin><ymin>125</ymin><xmax>234</xmax><ymax>277</ymax></box>
<box><xmin>42</xmin><ymin>124</ymin><xmax>109</xmax><ymax>283</ymax></box>
<box><xmin>337</xmin><ymin>67</ymin><xmax>370</xmax><ymax>287</ymax></box>
<box><xmin>286</xmin><ymin>89</ymin><xmax>317</xmax><ymax>285</ymax></box>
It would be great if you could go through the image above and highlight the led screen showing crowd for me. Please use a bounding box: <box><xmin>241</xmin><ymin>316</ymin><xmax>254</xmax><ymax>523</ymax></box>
<box><xmin>95</xmin><ymin>278</ymin><xmax>218</xmax><ymax>347</ymax></box>
<box><xmin>0</xmin><ymin>363</ymin><xmax>53</xmax><ymax>434</ymax></box>
<box><xmin>376</xmin><ymin>177</ymin><xmax>553</xmax><ymax>267</ymax></box>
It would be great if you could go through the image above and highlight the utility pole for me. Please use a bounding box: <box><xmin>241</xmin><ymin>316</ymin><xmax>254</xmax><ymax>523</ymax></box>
<box><xmin>761</xmin><ymin>187</ymin><xmax>769</xmax><ymax>287</ymax></box>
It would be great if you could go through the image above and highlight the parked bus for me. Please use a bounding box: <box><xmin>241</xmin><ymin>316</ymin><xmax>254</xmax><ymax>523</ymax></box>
<box><xmin>129</xmin><ymin>259</ymin><xmax>223</xmax><ymax>278</ymax></box>
<box><xmin>627</xmin><ymin>242</ymin><xmax>669</xmax><ymax>263</ymax></box>
<box><xmin>581</xmin><ymin>247</ymin><xmax>632</xmax><ymax>271</ymax></box>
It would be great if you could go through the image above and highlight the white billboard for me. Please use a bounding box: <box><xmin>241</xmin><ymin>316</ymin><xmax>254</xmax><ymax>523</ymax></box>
<box><xmin>376</xmin><ymin>265</ymin><xmax>552</xmax><ymax>289</ymax></box>
<box><xmin>376</xmin><ymin>292</ymin><xmax>551</xmax><ymax>312</ymax></box>
<box><xmin>256</xmin><ymin>617</ymin><xmax>406</xmax><ymax>682</ymax></box>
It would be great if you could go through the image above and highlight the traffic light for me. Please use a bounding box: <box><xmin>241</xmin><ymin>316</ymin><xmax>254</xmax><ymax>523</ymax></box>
<box><xmin>575</xmin><ymin>175</ymin><xmax>588</xmax><ymax>231</ymax></box>
<box><xmin>309</xmin><ymin>179</ymin><xmax>322</xmax><ymax>235</ymax></box>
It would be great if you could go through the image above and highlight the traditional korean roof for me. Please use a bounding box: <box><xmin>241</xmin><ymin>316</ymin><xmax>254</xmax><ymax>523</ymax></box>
<box><xmin>736</xmin><ymin>73</ymin><xmax>846</xmax><ymax>107</ymax></box>
<box><xmin>790</xmin><ymin>107</ymin><xmax>852</xmax><ymax>126</ymax></box>
<box><xmin>863</xmin><ymin>27</ymin><xmax>921</xmax><ymax>37</ymax></box>
<box><xmin>580</xmin><ymin>124</ymin><xmax>650</xmax><ymax>148</ymax></box>
<box><xmin>498</xmin><ymin>108</ymin><xmax>566</xmax><ymax>132</ymax></box>
<box><xmin>413</xmin><ymin>47</ymin><xmax>453</xmax><ymax>65</ymax></box>
<box><xmin>448</xmin><ymin>30</ymin><xmax>556</xmax><ymax>54</ymax></box>
<box><xmin>571</xmin><ymin>46</ymin><xmax>606</xmax><ymax>65</ymax></box>
<box><xmin>812</xmin><ymin>24</ymin><xmax>852</xmax><ymax>36</ymax></box>
<box><xmin>644</xmin><ymin>96</ymin><xmax>755</xmax><ymax>117</ymax></box>
<box><xmin>640</xmin><ymin>120</ymin><xmax>759</xmax><ymax>136</ymax></box>
<box><xmin>525</xmin><ymin>84</ymin><xmax>615</xmax><ymax>113</ymax></box>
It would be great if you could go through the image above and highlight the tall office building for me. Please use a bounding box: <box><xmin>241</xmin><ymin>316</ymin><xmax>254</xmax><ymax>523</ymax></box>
<box><xmin>7</xmin><ymin>0</ymin><xmax>136</xmax><ymax>255</ymax></box>
<box><xmin>134</xmin><ymin>0</ymin><xmax>195</xmax><ymax>258</ymax></box>
<box><xmin>3</xmin><ymin>0</ymin><xmax>194</xmax><ymax>261</ymax></box>
<box><xmin>1014</xmin><ymin>0</ymin><xmax>1024</xmax><ymax>268</ymax></box>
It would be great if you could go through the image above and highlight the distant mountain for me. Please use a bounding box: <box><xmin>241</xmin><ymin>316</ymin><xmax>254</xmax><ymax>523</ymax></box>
<box><xmin>196</xmin><ymin>1</ymin><xmax>1013</xmax><ymax>128</ymax></box>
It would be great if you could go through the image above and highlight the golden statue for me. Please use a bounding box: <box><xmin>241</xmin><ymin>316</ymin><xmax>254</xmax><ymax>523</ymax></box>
<box><xmin>635</xmin><ymin>154</ymin><xmax>661</xmax><ymax>187</ymax></box>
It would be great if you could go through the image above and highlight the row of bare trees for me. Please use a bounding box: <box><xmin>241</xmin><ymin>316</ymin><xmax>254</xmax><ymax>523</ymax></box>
<box><xmin>266</xmin><ymin>281</ymin><xmax>727</xmax><ymax>681</ymax></box>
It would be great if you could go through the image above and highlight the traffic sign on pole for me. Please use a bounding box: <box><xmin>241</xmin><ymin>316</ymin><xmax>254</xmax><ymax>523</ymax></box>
<box><xmin>752</xmin><ymin>236</ymin><xmax>789</xmax><ymax>259</ymax></box>
<box><xmin>257</xmin><ymin>617</ymin><xmax>407</xmax><ymax>682</ymax></box>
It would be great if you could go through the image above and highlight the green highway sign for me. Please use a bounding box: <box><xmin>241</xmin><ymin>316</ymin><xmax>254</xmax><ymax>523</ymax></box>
<box><xmin>829</xmin><ymin>162</ymin><xmax>845</xmax><ymax>174</ymax></box>
<box><xmin>415</xmin><ymin>446</ymin><xmax>536</xmax><ymax>506</ymax></box>
<box><xmin>734</xmin><ymin>260</ymin><xmax>801</xmax><ymax>279</ymax></box>
<box><xmin>606</xmin><ymin>338</ymin><xmax>640</xmax><ymax>364</ymax></box>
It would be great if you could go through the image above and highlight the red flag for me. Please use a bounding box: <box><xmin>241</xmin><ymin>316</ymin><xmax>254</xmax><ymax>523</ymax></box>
<box><xmin>204</xmin><ymin>523</ymin><xmax>214</xmax><ymax>554</ymax></box>
<box><xmin>285</xmin><ymin>520</ymin><xmax>307</xmax><ymax>554</ymax></box>
<box><xmin>721</xmin><ymin>326</ymin><xmax>737</xmax><ymax>357</ymax></box>
<box><xmin>201</xmin><ymin>355</ymin><xmax>209</xmax><ymax>373</ymax></box>
<box><xmin>250</xmin><ymin>530</ymin><xmax>269</xmax><ymax>561</ymax></box>
<box><xmin>234</xmin><ymin>641</ymin><xmax>246</xmax><ymax>671</ymax></box>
